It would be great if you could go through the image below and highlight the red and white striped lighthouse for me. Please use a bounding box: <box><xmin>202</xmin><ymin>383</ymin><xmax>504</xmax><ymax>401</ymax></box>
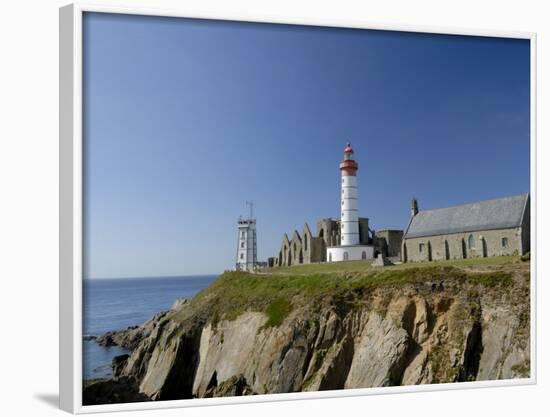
<box><xmin>340</xmin><ymin>143</ymin><xmax>360</xmax><ymax>246</ymax></box>
<box><xmin>326</xmin><ymin>142</ymin><xmax>374</xmax><ymax>262</ymax></box>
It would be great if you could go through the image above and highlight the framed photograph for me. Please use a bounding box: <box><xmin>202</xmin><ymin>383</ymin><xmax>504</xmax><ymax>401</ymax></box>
<box><xmin>60</xmin><ymin>3</ymin><xmax>536</xmax><ymax>413</ymax></box>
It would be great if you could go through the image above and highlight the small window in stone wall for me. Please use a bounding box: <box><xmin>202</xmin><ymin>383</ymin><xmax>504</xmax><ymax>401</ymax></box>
<box><xmin>241</xmin><ymin>242</ymin><xmax>244</xmax><ymax>248</ymax></box>
<box><xmin>240</xmin><ymin>253</ymin><xmax>244</xmax><ymax>259</ymax></box>
<box><xmin>419</xmin><ymin>243</ymin><xmax>424</xmax><ymax>252</ymax></box>
<box><xmin>502</xmin><ymin>237</ymin><xmax>509</xmax><ymax>248</ymax></box>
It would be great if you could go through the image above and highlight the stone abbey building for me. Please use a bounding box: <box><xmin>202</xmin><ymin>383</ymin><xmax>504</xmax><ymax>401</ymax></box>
<box><xmin>402</xmin><ymin>194</ymin><xmax>530</xmax><ymax>262</ymax></box>
<box><xmin>268</xmin><ymin>218</ymin><xmax>403</xmax><ymax>267</ymax></box>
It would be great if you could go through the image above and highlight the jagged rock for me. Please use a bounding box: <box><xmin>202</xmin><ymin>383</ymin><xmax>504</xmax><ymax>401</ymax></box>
<box><xmin>137</xmin><ymin>320</ymin><xmax>199</xmax><ymax>400</ymax></box>
<box><xmin>112</xmin><ymin>354</ymin><xmax>130</xmax><ymax>377</ymax></box>
<box><xmin>477</xmin><ymin>301</ymin><xmax>529</xmax><ymax>380</ymax></box>
<box><xmin>303</xmin><ymin>332</ymin><xmax>354</xmax><ymax>391</ymax></box>
<box><xmin>411</xmin><ymin>298</ymin><xmax>431</xmax><ymax>344</ymax></box>
<box><xmin>192</xmin><ymin>312</ymin><xmax>271</xmax><ymax>396</ymax></box>
<box><xmin>401</xmin><ymin>349</ymin><xmax>431</xmax><ymax>385</ymax></box>
<box><xmin>172</xmin><ymin>298</ymin><xmax>188</xmax><ymax>310</ymax></box>
<box><xmin>203</xmin><ymin>375</ymin><xmax>255</xmax><ymax>397</ymax></box>
<box><xmin>96</xmin><ymin>311</ymin><xmax>169</xmax><ymax>350</ymax></box>
<box><xmin>95</xmin><ymin>331</ymin><xmax>120</xmax><ymax>347</ymax></box>
<box><xmin>344</xmin><ymin>312</ymin><xmax>409</xmax><ymax>387</ymax></box>
<box><xmin>82</xmin><ymin>377</ymin><xmax>150</xmax><ymax>405</ymax></box>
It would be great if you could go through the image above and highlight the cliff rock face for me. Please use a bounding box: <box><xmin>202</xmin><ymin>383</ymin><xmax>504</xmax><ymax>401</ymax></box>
<box><xmin>95</xmin><ymin>262</ymin><xmax>530</xmax><ymax>404</ymax></box>
<box><xmin>83</xmin><ymin>377</ymin><xmax>150</xmax><ymax>405</ymax></box>
<box><xmin>97</xmin><ymin>309</ymin><xmax>173</xmax><ymax>350</ymax></box>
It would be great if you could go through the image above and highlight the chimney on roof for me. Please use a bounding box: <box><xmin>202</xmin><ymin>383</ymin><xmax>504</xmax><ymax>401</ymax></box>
<box><xmin>411</xmin><ymin>197</ymin><xmax>419</xmax><ymax>217</ymax></box>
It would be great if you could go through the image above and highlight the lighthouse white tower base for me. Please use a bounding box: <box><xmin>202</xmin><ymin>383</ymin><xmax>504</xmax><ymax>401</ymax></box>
<box><xmin>327</xmin><ymin>245</ymin><xmax>374</xmax><ymax>263</ymax></box>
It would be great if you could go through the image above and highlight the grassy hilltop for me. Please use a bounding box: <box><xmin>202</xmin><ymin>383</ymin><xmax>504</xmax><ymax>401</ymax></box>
<box><xmin>172</xmin><ymin>255</ymin><xmax>530</xmax><ymax>329</ymax></box>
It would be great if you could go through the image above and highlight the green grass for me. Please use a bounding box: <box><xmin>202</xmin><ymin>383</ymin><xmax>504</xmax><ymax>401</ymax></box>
<box><xmin>263</xmin><ymin>298</ymin><xmax>292</xmax><ymax>328</ymax></box>
<box><xmin>269</xmin><ymin>255</ymin><xmax>519</xmax><ymax>275</ymax></box>
<box><xmin>171</xmin><ymin>256</ymin><xmax>526</xmax><ymax>328</ymax></box>
<box><xmin>272</xmin><ymin>260</ymin><xmax>374</xmax><ymax>275</ymax></box>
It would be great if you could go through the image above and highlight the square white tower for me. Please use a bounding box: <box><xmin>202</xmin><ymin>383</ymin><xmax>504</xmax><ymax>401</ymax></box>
<box><xmin>236</xmin><ymin>217</ymin><xmax>257</xmax><ymax>272</ymax></box>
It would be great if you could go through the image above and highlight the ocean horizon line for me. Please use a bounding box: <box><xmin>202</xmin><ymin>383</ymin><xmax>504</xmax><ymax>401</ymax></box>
<box><xmin>84</xmin><ymin>273</ymin><xmax>222</xmax><ymax>281</ymax></box>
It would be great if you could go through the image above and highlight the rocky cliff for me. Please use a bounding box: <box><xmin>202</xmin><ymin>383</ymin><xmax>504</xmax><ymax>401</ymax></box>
<box><xmin>84</xmin><ymin>258</ymin><xmax>530</xmax><ymax>405</ymax></box>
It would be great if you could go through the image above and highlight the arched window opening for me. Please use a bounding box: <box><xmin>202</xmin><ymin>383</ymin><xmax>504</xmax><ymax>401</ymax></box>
<box><xmin>444</xmin><ymin>240</ymin><xmax>450</xmax><ymax>260</ymax></box>
<box><xmin>361</xmin><ymin>251</ymin><xmax>367</xmax><ymax>260</ymax></box>
<box><xmin>304</xmin><ymin>234</ymin><xmax>308</xmax><ymax>251</ymax></box>
<box><xmin>299</xmin><ymin>249</ymin><xmax>303</xmax><ymax>264</ymax></box>
<box><xmin>329</xmin><ymin>252</ymin><xmax>332</xmax><ymax>262</ymax></box>
<box><xmin>343</xmin><ymin>252</ymin><xmax>349</xmax><ymax>261</ymax></box>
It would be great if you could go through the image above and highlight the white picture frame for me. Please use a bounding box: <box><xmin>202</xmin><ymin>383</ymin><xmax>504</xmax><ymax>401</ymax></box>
<box><xmin>59</xmin><ymin>2</ymin><xmax>537</xmax><ymax>413</ymax></box>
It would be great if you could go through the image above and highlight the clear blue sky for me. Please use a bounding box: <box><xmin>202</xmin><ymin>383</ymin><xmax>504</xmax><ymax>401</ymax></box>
<box><xmin>83</xmin><ymin>12</ymin><xmax>530</xmax><ymax>279</ymax></box>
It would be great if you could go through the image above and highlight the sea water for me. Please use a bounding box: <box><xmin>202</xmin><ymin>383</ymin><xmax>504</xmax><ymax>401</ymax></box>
<box><xmin>83</xmin><ymin>275</ymin><xmax>218</xmax><ymax>379</ymax></box>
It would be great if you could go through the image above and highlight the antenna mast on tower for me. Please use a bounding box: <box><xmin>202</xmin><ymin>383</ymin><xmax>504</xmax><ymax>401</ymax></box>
<box><xmin>246</xmin><ymin>201</ymin><xmax>254</xmax><ymax>219</ymax></box>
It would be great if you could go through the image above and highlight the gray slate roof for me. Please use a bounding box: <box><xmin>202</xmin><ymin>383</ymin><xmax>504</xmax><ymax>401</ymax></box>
<box><xmin>404</xmin><ymin>194</ymin><xmax>529</xmax><ymax>238</ymax></box>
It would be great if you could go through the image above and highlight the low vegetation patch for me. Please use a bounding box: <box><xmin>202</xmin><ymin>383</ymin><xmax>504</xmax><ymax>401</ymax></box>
<box><xmin>511</xmin><ymin>360</ymin><xmax>530</xmax><ymax>377</ymax></box>
<box><xmin>171</xmin><ymin>257</ymin><xmax>527</xmax><ymax>328</ymax></box>
<box><xmin>263</xmin><ymin>298</ymin><xmax>292</xmax><ymax>328</ymax></box>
